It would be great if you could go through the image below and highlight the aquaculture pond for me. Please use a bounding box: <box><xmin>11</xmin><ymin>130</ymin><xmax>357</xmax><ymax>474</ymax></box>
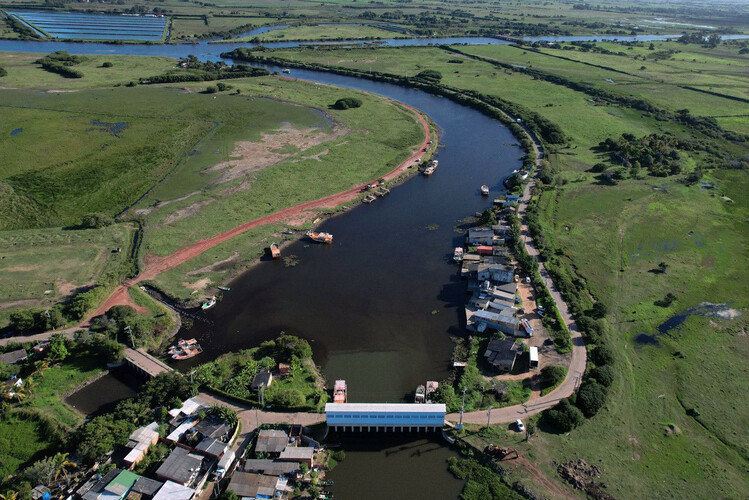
<box><xmin>7</xmin><ymin>11</ymin><xmax>167</xmax><ymax>41</ymax></box>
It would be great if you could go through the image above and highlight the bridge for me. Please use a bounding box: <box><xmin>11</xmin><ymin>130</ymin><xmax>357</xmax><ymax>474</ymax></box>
<box><xmin>325</xmin><ymin>403</ymin><xmax>446</xmax><ymax>432</ymax></box>
<box><xmin>124</xmin><ymin>348</ymin><xmax>173</xmax><ymax>378</ymax></box>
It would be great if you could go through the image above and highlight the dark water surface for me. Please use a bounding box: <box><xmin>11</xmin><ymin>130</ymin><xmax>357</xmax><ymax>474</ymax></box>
<box><xmin>65</xmin><ymin>367</ymin><xmax>145</xmax><ymax>416</ymax></box>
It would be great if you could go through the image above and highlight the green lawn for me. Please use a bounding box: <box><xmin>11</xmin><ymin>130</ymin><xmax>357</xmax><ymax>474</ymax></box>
<box><xmin>0</xmin><ymin>413</ymin><xmax>58</xmax><ymax>478</ymax></box>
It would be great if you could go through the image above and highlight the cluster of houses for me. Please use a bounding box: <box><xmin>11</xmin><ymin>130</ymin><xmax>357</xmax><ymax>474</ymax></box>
<box><xmin>460</xmin><ymin>216</ymin><xmax>535</xmax><ymax>373</ymax></box>
<box><xmin>1</xmin><ymin>342</ymin><xmax>50</xmax><ymax>400</ymax></box>
<box><xmin>226</xmin><ymin>425</ymin><xmax>322</xmax><ymax>499</ymax></box>
<box><xmin>75</xmin><ymin>397</ymin><xmax>237</xmax><ymax>500</ymax></box>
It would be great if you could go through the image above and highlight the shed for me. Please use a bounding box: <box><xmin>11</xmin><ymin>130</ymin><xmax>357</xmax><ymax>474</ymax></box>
<box><xmin>278</xmin><ymin>363</ymin><xmax>290</xmax><ymax>377</ymax></box>
<box><xmin>0</xmin><ymin>349</ymin><xmax>27</xmax><ymax>365</ymax></box>
<box><xmin>251</xmin><ymin>370</ymin><xmax>273</xmax><ymax>390</ymax></box>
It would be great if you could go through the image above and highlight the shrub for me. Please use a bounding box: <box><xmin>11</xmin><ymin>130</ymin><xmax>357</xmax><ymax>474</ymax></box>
<box><xmin>591</xmin><ymin>364</ymin><xmax>615</xmax><ymax>387</ymax></box>
<box><xmin>332</xmin><ymin>97</ymin><xmax>362</xmax><ymax>110</ymax></box>
<box><xmin>205</xmin><ymin>86</ymin><xmax>217</xmax><ymax>94</ymax></box>
<box><xmin>544</xmin><ymin>398</ymin><xmax>585</xmax><ymax>432</ymax></box>
<box><xmin>415</xmin><ymin>69</ymin><xmax>442</xmax><ymax>81</ymax></box>
<box><xmin>269</xmin><ymin>388</ymin><xmax>306</xmax><ymax>408</ymax></box>
<box><xmin>592</xmin><ymin>343</ymin><xmax>615</xmax><ymax>367</ymax></box>
<box><xmin>576</xmin><ymin>381</ymin><xmax>607</xmax><ymax>417</ymax></box>
<box><xmin>541</xmin><ymin>365</ymin><xmax>566</xmax><ymax>390</ymax></box>
<box><xmin>102</xmin><ymin>61</ymin><xmax>113</xmax><ymax>68</ymax></box>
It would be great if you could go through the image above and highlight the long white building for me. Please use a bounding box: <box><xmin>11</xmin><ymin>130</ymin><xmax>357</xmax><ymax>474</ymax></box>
<box><xmin>325</xmin><ymin>403</ymin><xmax>446</xmax><ymax>432</ymax></box>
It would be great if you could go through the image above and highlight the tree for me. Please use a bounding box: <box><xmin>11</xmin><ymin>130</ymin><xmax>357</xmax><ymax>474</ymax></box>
<box><xmin>79</xmin><ymin>212</ymin><xmax>114</xmax><ymax>229</ymax></box>
<box><xmin>22</xmin><ymin>456</ymin><xmax>57</xmax><ymax>487</ymax></box>
<box><xmin>415</xmin><ymin>69</ymin><xmax>442</xmax><ymax>81</ymax></box>
<box><xmin>576</xmin><ymin>381</ymin><xmax>607</xmax><ymax>417</ymax></box>
<box><xmin>591</xmin><ymin>302</ymin><xmax>608</xmax><ymax>319</ymax></box>
<box><xmin>592</xmin><ymin>344</ymin><xmax>615</xmax><ymax>366</ymax></box>
<box><xmin>48</xmin><ymin>334</ymin><xmax>69</xmax><ymax>362</ymax></box>
<box><xmin>269</xmin><ymin>388</ymin><xmax>306</xmax><ymax>408</ymax></box>
<box><xmin>592</xmin><ymin>364</ymin><xmax>614</xmax><ymax>388</ymax></box>
<box><xmin>102</xmin><ymin>61</ymin><xmax>113</xmax><ymax>68</ymax></box>
<box><xmin>8</xmin><ymin>310</ymin><xmax>36</xmax><ymax>332</ymax></box>
<box><xmin>332</xmin><ymin>97</ymin><xmax>362</xmax><ymax>110</ymax></box>
<box><xmin>543</xmin><ymin>398</ymin><xmax>584</xmax><ymax>432</ymax></box>
<box><xmin>217</xmin><ymin>490</ymin><xmax>238</xmax><ymax>500</ymax></box>
<box><xmin>540</xmin><ymin>365</ymin><xmax>566</xmax><ymax>390</ymax></box>
<box><xmin>75</xmin><ymin>414</ymin><xmax>134</xmax><ymax>463</ymax></box>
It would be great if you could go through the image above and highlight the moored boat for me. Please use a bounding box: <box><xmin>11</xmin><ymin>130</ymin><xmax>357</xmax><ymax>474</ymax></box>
<box><xmin>168</xmin><ymin>338</ymin><xmax>198</xmax><ymax>355</ymax></box>
<box><xmin>218</xmin><ymin>286</ymin><xmax>231</xmax><ymax>291</ymax></box>
<box><xmin>333</xmin><ymin>380</ymin><xmax>347</xmax><ymax>403</ymax></box>
<box><xmin>172</xmin><ymin>343</ymin><xmax>203</xmax><ymax>360</ymax></box>
<box><xmin>306</xmin><ymin>230</ymin><xmax>333</xmax><ymax>244</ymax></box>
<box><xmin>426</xmin><ymin>381</ymin><xmax>439</xmax><ymax>402</ymax></box>
<box><xmin>415</xmin><ymin>384</ymin><xmax>426</xmax><ymax>403</ymax></box>
<box><xmin>362</xmin><ymin>194</ymin><xmax>376</xmax><ymax>204</ymax></box>
<box><xmin>480</xmin><ymin>184</ymin><xmax>490</xmax><ymax>196</ymax></box>
<box><xmin>453</xmin><ymin>247</ymin><xmax>464</xmax><ymax>262</ymax></box>
<box><xmin>201</xmin><ymin>296</ymin><xmax>217</xmax><ymax>310</ymax></box>
<box><xmin>270</xmin><ymin>242</ymin><xmax>281</xmax><ymax>259</ymax></box>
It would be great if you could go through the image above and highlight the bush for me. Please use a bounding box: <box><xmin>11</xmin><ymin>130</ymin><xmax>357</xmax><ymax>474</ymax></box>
<box><xmin>415</xmin><ymin>69</ymin><xmax>442</xmax><ymax>81</ymax></box>
<box><xmin>541</xmin><ymin>365</ymin><xmax>566</xmax><ymax>390</ymax></box>
<box><xmin>79</xmin><ymin>212</ymin><xmax>113</xmax><ymax>229</ymax></box>
<box><xmin>205</xmin><ymin>86</ymin><xmax>217</xmax><ymax>94</ymax></box>
<box><xmin>332</xmin><ymin>97</ymin><xmax>362</xmax><ymax>110</ymax></box>
<box><xmin>269</xmin><ymin>388</ymin><xmax>306</xmax><ymax>408</ymax></box>
<box><xmin>102</xmin><ymin>62</ymin><xmax>113</xmax><ymax>68</ymax></box>
<box><xmin>544</xmin><ymin>398</ymin><xmax>585</xmax><ymax>432</ymax></box>
<box><xmin>592</xmin><ymin>343</ymin><xmax>615</xmax><ymax>367</ymax></box>
<box><xmin>576</xmin><ymin>381</ymin><xmax>607</xmax><ymax>417</ymax></box>
<box><xmin>591</xmin><ymin>365</ymin><xmax>614</xmax><ymax>387</ymax></box>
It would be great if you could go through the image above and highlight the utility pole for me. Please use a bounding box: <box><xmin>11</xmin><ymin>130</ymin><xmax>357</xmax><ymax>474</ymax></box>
<box><xmin>124</xmin><ymin>325</ymin><xmax>135</xmax><ymax>348</ymax></box>
<box><xmin>457</xmin><ymin>387</ymin><xmax>467</xmax><ymax>430</ymax></box>
<box><xmin>486</xmin><ymin>406</ymin><xmax>492</xmax><ymax>429</ymax></box>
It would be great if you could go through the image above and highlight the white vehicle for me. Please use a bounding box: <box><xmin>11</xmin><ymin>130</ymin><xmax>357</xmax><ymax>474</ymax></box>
<box><xmin>525</xmin><ymin>276</ymin><xmax>531</xmax><ymax>284</ymax></box>
<box><xmin>515</xmin><ymin>419</ymin><xmax>525</xmax><ymax>432</ymax></box>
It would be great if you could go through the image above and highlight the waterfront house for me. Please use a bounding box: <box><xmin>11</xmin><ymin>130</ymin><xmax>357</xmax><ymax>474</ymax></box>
<box><xmin>256</xmin><ymin>429</ymin><xmax>289</xmax><ymax>455</ymax></box>
<box><xmin>476</xmin><ymin>264</ymin><xmax>514</xmax><ymax>284</ymax></box>
<box><xmin>484</xmin><ymin>338</ymin><xmax>521</xmax><ymax>372</ymax></box>
<box><xmin>228</xmin><ymin>472</ymin><xmax>287</xmax><ymax>500</ymax></box>
<box><xmin>251</xmin><ymin>370</ymin><xmax>273</xmax><ymax>390</ymax></box>
<box><xmin>492</xmin><ymin>223</ymin><xmax>511</xmax><ymax>235</ymax></box>
<box><xmin>471</xmin><ymin>309</ymin><xmax>519</xmax><ymax>335</ymax></box>
<box><xmin>155</xmin><ymin>446</ymin><xmax>205</xmax><ymax>487</ymax></box>
<box><xmin>467</xmin><ymin>226</ymin><xmax>495</xmax><ymax>246</ymax></box>
<box><xmin>242</xmin><ymin>459</ymin><xmax>302</xmax><ymax>477</ymax></box>
<box><xmin>278</xmin><ymin>446</ymin><xmax>315</xmax><ymax>467</ymax></box>
<box><xmin>0</xmin><ymin>348</ymin><xmax>27</xmax><ymax>365</ymax></box>
<box><xmin>123</xmin><ymin>422</ymin><xmax>160</xmax><ymax>469</ymax></box>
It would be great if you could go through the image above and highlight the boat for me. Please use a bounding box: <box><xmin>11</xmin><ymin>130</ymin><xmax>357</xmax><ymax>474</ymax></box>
<box><xmin>172</xmin><ymin>343</ymin><xmax>203</xmax><ymax>360</ymax></box>
<box><xmin>362</xmin><ymin>194</ymin><xmax>376</xmax><ymax>204</ymax></box>
<box><xmin>422</xmin><ymin>159</ymin><xmax>438</xmax><ymax>176</ymax></box>
<box><xmin>168</xmin><ymin>338</ymin><xmax>198</xmax><ymax>354</ymax></box>
<box><xmin>282</xmin><ymin>68</ymin><xmax>291</xmax><ymax>74</ymax></box>
<box><xmin>218</xmin><ymin>286</ymin><xmax>231</xmax><ymax>291</ymax></box>
<box><xmin>270</xmin><ymin>242</ymin><xmax>281</xmax><ymax>259</ymax></box>
<box><xmin>306</xmin><ymin>230</ymin><xmax>333</xmax><ymax>244</ymax></box>
<box><xmin>480</xmin><ymin>184</ymin><xmax>490</xmax><ymax>196</ymax></box>
<box><xmin>415</xmin><ymin>384</ymin><xmax>426</xmax><ymax>403</ymax></box>
<box><xmin>453</xmin><ymin>247</ymin><xmax>464</xmax><ymax>262</ymax></box>
<box><xmin>453</xmin><ymin>361</ymin><xmax>467</xmax><ymax>367</ymax></box>
<box><xmin>201</xmin><ymin>296</ymin><xmax>217</xmax><ymax>310</ymax></box>
<box><xmin>333</xmin><ymin>380</ymin><xmax>347</xmax><ymax>403</ymax></box>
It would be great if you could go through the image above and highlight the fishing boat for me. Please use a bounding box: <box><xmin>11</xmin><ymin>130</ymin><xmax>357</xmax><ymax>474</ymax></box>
<box><xmin>218</xmin><ymin>286</ymin><xmax>231</xmax><ymax>291</ymax></box>
<box><xmin>422</xmin><ymin>159</ymin><xmax>438</xmax><ymax>176</ymax></box>
<box><xmin>453</xmin><ymin>247</ymin><xmax>464</xmax><ymax>262</ymax></box>
<box><xmin>270</xmin><ymin>242</ymin><xmax>281</xmax><ymax>259</ymax></box>
<box><xmin>201</xmin><ymin>296</ymin><xmax>217</xmax><ymax>310</ymax></box>
<box><xmin>480</xmin><ymin>184</ymin><xmax>490</xmax><ymax>196</ymax></box>
<box><xmin>333</xmin><ymin>380</ymin><xmax>347</xmax><ymax>403</ymax></box>
<box><xmin>168</xmin><ymin>338</ymin><xmax>198</xmax><ymax>355</ymax></box>
<box><xmin>306</xmin><ymin>230</ymin><xmax>333</xmax><ymax>244</ymax></box>
<box><xmin>362</xmin><ymin>194</ymin><xmax>376</xmax><ymax>204</ymax></box>
<box><xmin>282</xmin><ymin>68</ymin><xmax>291</xmax><ymax>74</ymax></box>
<box><xmin>415</xmin><ymin>384</ymin><xmax>426</xmax><ymax>403</ymax></box>
<box><xmin>426</xmin><ymin>381</ymin><xmax>439</xmax><ymax>403</ymax></box>
<box><xmin>172</xmin><ymin>343</ymin><xmax>203</xmax><ymax>360</ymax></box>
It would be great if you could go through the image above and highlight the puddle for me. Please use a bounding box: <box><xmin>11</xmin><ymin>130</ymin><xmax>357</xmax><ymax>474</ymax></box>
<box><xmin>657</xmin><ymin>302</ymin><xmax>741</xmax><ymax>335</ymax></box>
<box><xmin>10</xmin><ymin>128</ymin><xmax>22</xmax><ymax>136</ymax></box>
<box><xmin>90</xmin><ymin>120</ymin><xmax>129</xmax><ymax>136</ymax></box>
<box><xmin>633</xmin><ymin>333</ymin><xmax>660</xmax><ymax>346</ymax></box>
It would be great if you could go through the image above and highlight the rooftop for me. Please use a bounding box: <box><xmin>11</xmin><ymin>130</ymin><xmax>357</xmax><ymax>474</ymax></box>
<box><xmin>251</xmin><ymin>370</ymin><xmax>272</xmax><ymax>390</ymax></box>
<box><xmin>278</xmin><ymin>447</ymin><xmax>314</xmax><ymax>461</ymax></box>
<box><xmin>0</xmin><ymin>349</ymin><xmax>28</xmax><ymax>365</ymax></box>
<box><xmin>325</xmin><ymin>403</ymin><xmax>446</xmax><ymax>413</ymax></box>
<box><xmin>242</xmin><ymin>459</ymin><xmax>301</xmax><ymax>476</ymax></box>
<box><xmin>152</xmin><ymin>481</ymin><xmax>194</xmax><ymax>500</ymax></box>
<box><xmin>256</xmin><ymin>429</ymin><xmax>289</xmax><ymax>454</ymax></box>
<box><xmin>228</xmin><ymin>472</ymin><xmax>279</xmax><ymax>498</ymax></box>
<box><xmin>155</xmin><ymin>447</ymin><xmax>203</xmax><ymax>486</ymax></box>
<box><xmin>195</xmin><ymin>437</ymin><xmax>227</xmax><ymax>457</ymax></box>
<box><xmin>132</xmin><ymin>476</ymin><xmax>163</xmax><ymax>497</ymax></box>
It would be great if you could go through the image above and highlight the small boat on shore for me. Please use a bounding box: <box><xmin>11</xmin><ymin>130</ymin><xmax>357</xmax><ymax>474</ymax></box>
<box><xmin>168</xmin><ymin>338</ymin><xmax>198</xmax><ymax>355</ymax></box>
<box><xmin>218</xmin><ymin>286</ymin><xmax>231</xmax><ymax>291</ymax></box>
<box><xmin>334</xmin><ymin>380</ymin><xmax>347</xmax><ymax>403</ymax></box>
<box><xmin>172</xmin><ymin>343</ymin><xmax>203</xmax><ymax>360</ymax></box>
<box><xmin>362</xmin><ymin>194</ymin><xmax>376</xmax><ymax>204</ymax></box>
<box><xmin>282</xmin><ymin>68</ymin><xmax>291</xmax><ymax>74</ymax></box>
<box><xmin>306</xmin><ymin>230</ymin><xmax>333</xmax><ymax>244</ymax></box>
<box><xmin>270</xmin><ymin>242</ymin><xmax>281</xmax><ymax>259</ymax></box>
<box><xmin>201</xmin><ymin>296</ymin><xmax>217</xmax><ymax>310</ymax></box>
<box><xmin>453</xmin><ymin>247</ymin><xmax>464</xmax><ymax>262</ymax></box>
<box><xmin>480</xmin><ymin>184</ymin><xmax>490</xmax><ymax>196</ymax></box>
<box><xmin>415</xmin><ymin>384</ymin><xmax>426</xmax><ymax>403</ymax></box>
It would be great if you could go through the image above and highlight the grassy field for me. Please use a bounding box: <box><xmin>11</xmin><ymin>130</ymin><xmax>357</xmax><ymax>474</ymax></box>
<box><xmin>0</xmin><ymin>413</ymin><xmax>58</xmax><ymax>478</ymax></box>
<box><xmin>169</xmin><ymin>16</ymin><xmax>280</xmax><ymax>41</ymax></box>
<box><xmin>261</xmin><ymin>42</ymin><xmax>749</xmax><ymax>497</ymax></box>
<box><xmin>249</xmin><ymin>23</ymin><xmax>405</xmax><ymax>41</ymax></box>
<box><xmin>0</xmin><ymin>224</ymin><xmax>135</xmax><ymax>323</ymax></box>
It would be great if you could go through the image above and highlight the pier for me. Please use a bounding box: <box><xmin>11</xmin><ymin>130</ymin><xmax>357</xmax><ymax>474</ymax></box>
<box><xmin>123</xmin><ymin>348</ymin><xmax>173</xmax><ymax>378</ymax></box>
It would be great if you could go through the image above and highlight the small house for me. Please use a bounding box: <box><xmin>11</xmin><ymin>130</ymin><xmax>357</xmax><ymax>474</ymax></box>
<box><xmin>228</xmin><ymin>472</ymin><xmax>286</xmax><ymax>500</ymax></box>
<box><xmin>242</xmin><ymin>459</ymin><xmax>302</xmax><ymax>476</ymax></box>
<box><xmin>467</xmin><ymin>226</ymin><xmax>495</xmax><ymax>246</ymax></box>
<box><xmin>152</xmin><ymin>481</ymin><xmax>194</xmax><ymax>500</ymax></box>
<box><xmin>255</xmin><ymin>429</ymin><xmax>289</xmax><ymax>455</ymax></box>
<box><xmin>251</xmin><ymin>370</ymin><xmax>273</xmax><ymax>390</ymax></box>
<box><xmin>0</xmin><ymin>349</ymin><xmax>27</xmax><ymax>365</ymax></box>
<box><xmin>123</xmin><ymin>422</ymin><xmax>160</xmax><ymax>469</ymax></box>
<box><xmin>484</xmin><ymin>338</ymin><xmax>521</xmax><ymax>372</ymax></box>
<box><xmin>155</xmin><ymin>446</ymin><xmax>204</xmax><ymax>487</ymax></box>
<box><xmin>278</xmin><ymin>363</ymin><xmax>290</xmax><ymax>377</ymax></box>
<box><xmin>278</xmin><ymin>446</ymin><xmax>314</xmax><ymax>467</ymax></box>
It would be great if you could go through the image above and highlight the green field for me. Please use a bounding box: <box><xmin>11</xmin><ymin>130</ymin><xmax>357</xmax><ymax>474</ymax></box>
<box><xmin>247</xmin><ymin>23</ymin><xmax>405</xmax><ymax>42</ymax></box>
<box><xmin>0</xmin><ymin>413</ymin><xmax>58</xmax><ymax>478</ymax></box>
<box><xmin>169</xmin><ymin>16</ymin><xmax>281</xmax><ymax>41</ymax></box>
<box><xmin>260</xmin><ymin>42</ymin><xmax>749</xmax><ymax>497</ymax></box>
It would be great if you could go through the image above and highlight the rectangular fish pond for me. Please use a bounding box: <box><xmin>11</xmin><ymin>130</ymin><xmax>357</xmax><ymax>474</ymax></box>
<box><xmin>7</xmin><ymin>11</ymin><xmax>167</xmax><ymax>41</ymax></box>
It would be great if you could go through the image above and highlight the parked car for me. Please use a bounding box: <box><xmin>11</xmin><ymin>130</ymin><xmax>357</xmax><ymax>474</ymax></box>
<box><xmin>515</xmin><ymin>419</ymin><xmax>525</xmax><ymax>432</ymax></box>
<box><xmin>536</xmin><ymin>308</ymin><xmax>545</xmax><ymax>317</ymax></box>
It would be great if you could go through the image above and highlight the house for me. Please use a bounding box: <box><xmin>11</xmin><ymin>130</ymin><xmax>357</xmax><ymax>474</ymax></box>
<box><xmin>0</xmin><ymin>348</ymin><xmax>27</xmax><ymax>365</ymax></box>
<box><xmin>1</xmin><ymin>376</ymin><xmax>23</xmax><ymax>400</ymax></box>
<box><xmin>195</xmin><ymin>437</ymin><xmax>227</xmax><ymax>459</ymax></box>
<box><xmin>81</xmin><ymin>469</ymin><xmax>122</xmax><ymax>500</ymax></box>
<box><xmin>496</xmin><ymin>282</ymin><xmax>518</xmax><ymax>295</ymax></box>
<box><xmin>87</xmin><ymin>470</ymin><xmax>140</xmax><ymax>500</ymax></box>
<box><xmin>151</xmin><ymin>481</ymin><xmax>194</xmax><ymax>500</ymax></box>
<box><xmin>155</xmin><ymin>446</ymin><xmax>204</xmax><ymax>487</ymax></box>
<box><xmin>484</xmin><ymin>338</ymin><xmax>522</xmax><ymax>372</ymax></box>
<box><xmin>124</xmin><ymin>422</ymin><xmax>160</xmax><ymax>469</ymax></box>
<box><xmin>278</xmin><ymin>363</ymin><xmax>290</xmax><ymax>377</ymax></box>
<box><xmin>132</xmin><ymin>476</ymin><xmax>164</xmax><ymax>499</ymax></box>
<box><xmin>467</xmin><ymin>226</ymin><xmax>495</xmax><ymax>246</ymax></box>
<box><xmin>255</xmin><ymin>429</ymin><xmax>289</xmax><ymax>455</ymax></box>
<box><xmin>491</xmin><ymin>223</ymin><xmax>511</xmax><ymax>235</ymax></box>
<box><xmin>166</xmin><ymin>417</ymin><xmax>198</xmax><ymax>443</ymax></box>
<box><xmin>471</xmin><ymin>309</ymin><xmax>519</xmax><ymax>335</ymax></box>
<box><xmin>477</xmin><ymin>264</ymin><xmax>514</xmax><ymax>284</ymax></box>
<box><xmin>251</xmin><ymin>370</ymin><xmax>273</xmax><ymax>390</ymax></box>
<box><xmin>168</xmin><ymin>397</ymin><xmax>204</xmax><ymax>421</ymax></box>
<box><xmin>242</xmin><ymin>459</ymin><xmax>301</xmax><ymax>477</ymax></box>
<box><xmin>228</xmin><ymin>472</ymin><xmax>286</xmax><ymax>500</ymax></box>
<box><xmin>278</xmin><ymin>446</ymin><xmax>314</xmax><ymax>467</ymax></box>
<box><xmin>193</xmin><ymin>415</ymin><xmax>230</xmax><ymax>441</ymax></box>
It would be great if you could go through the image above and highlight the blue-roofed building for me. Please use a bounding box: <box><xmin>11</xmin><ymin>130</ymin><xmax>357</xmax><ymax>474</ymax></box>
<box><xmin>325</xmin><ymin>403</ymin><xmax>446</xmax><ymax>432</ymax></box>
